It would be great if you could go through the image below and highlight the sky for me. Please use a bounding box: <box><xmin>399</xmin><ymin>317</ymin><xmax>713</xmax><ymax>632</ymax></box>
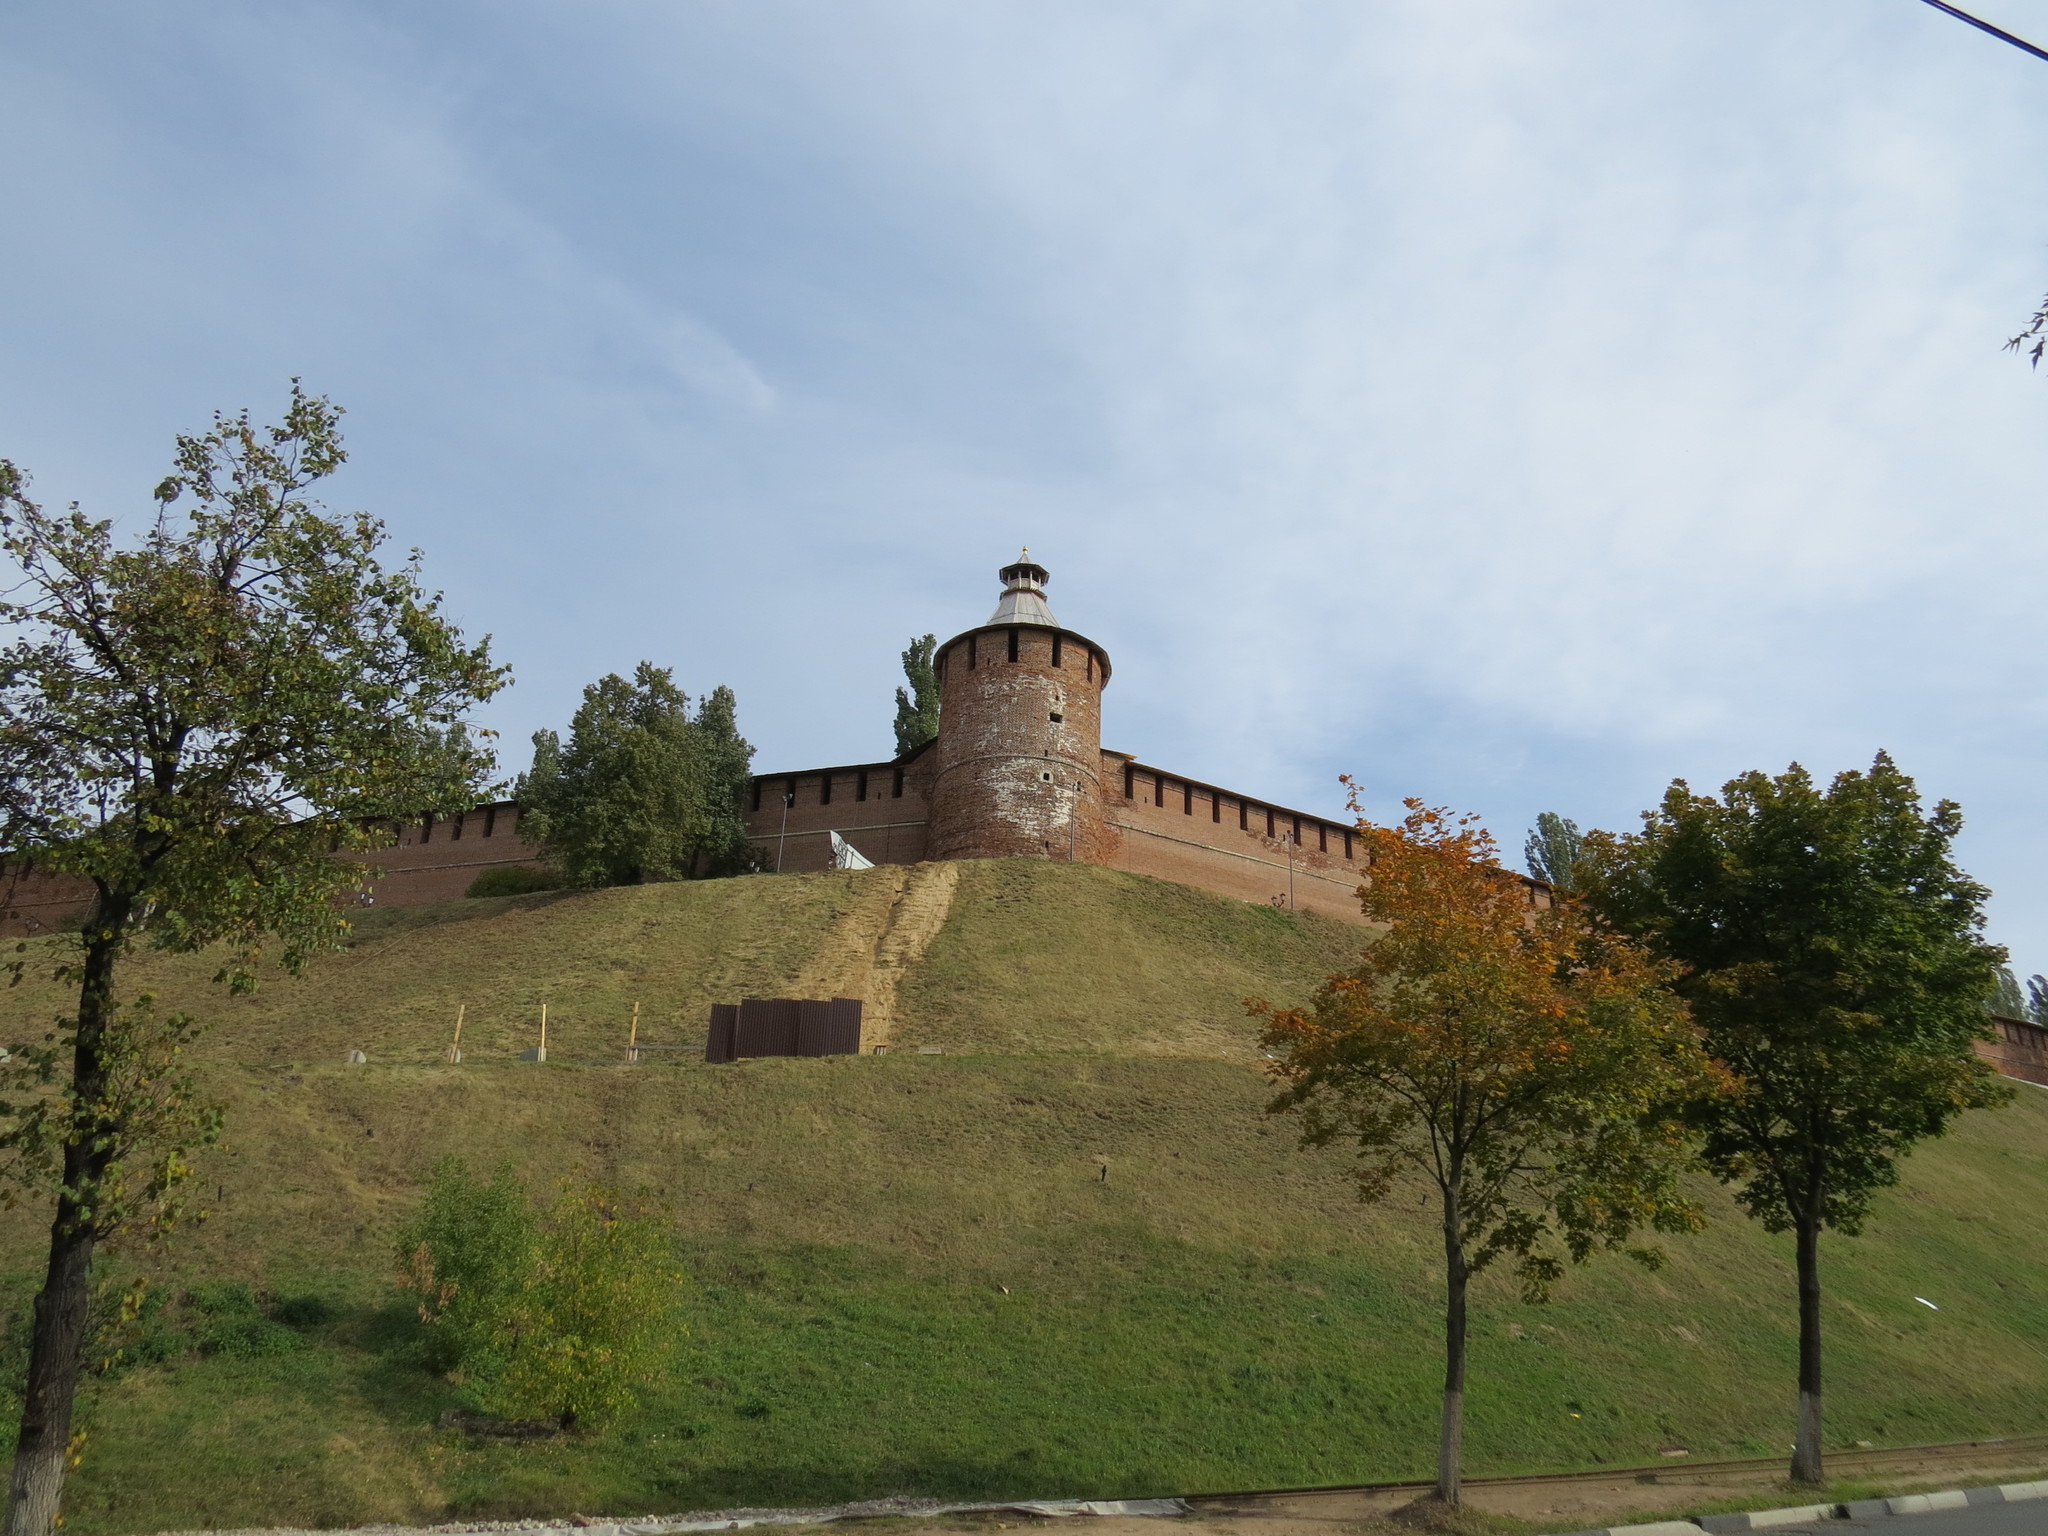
<box><xmin>4</xmin><ymin>1</ymin><xmax>2048</xmax><ymax>968</ymax></box>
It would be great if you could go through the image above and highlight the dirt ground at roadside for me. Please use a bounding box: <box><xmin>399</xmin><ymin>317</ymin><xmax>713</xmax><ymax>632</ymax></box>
<box><xmin>143</xmin><ymin>1445</ymin><xmax>2048</xmax><ymax>1536</ymax></box>
<box><xmin>885</xmin><ymin>1447</ymin><xmax>2048</xmax><ymax>1536</ymax></box>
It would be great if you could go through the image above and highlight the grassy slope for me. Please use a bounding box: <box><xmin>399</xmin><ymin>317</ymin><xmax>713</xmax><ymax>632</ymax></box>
<box><xmin>0</xmin><ymin>864</ymin><xmax>2042</xmax><ymax>1533</ymax></box>
<box><xmin>0</xmin><ymin>862</ymin><xmax>1362</xmax><ymax>1066</ymax></box>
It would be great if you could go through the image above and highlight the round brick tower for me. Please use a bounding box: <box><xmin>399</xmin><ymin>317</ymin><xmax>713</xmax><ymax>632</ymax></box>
<box><xmin>927</xmin><ymin>554</ymin><xmax>1114</xmax><ymax>862</ymax></box>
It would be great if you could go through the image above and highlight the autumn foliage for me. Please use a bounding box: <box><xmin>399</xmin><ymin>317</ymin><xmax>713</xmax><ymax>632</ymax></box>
<box><xmin>1254</xmin><ymin>790</ymin><xmax>1726</xmax><ymax>1504</ymax></box>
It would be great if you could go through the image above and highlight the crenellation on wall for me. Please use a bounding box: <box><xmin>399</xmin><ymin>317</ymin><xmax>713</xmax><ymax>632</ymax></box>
<box><xmin>1096</xmin><ymin>751</ymin><xmax>1364</xmax><ymax>921</ymax></box>
<box><xmin>741</xmin><ymin>748</ymin><xmax>938</xmax><ymax>873</ymax></box>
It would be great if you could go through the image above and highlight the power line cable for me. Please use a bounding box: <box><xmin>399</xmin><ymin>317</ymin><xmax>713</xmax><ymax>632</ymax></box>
<box><xmin>1917</xmin><ymin>0</ymin><xmax>2048</xmax><ymax>64</ymax></box>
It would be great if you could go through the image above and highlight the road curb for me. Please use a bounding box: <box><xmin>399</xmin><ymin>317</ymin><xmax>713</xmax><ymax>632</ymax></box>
<box><xmin>1556</xmin><ymin>1474</ymin><xmax>2048</xmax><ymax>1535</ymax></box>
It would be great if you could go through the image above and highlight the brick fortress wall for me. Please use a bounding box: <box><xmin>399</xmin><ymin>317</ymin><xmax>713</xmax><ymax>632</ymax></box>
<box><xmin>1980</xmin><ymin>1014</ymin><xmax>2048</xmax><ymax>1087</ymax></box>
<box><xmin>0</xmin><ymin>802</ymin><xmax>545</xmax><ymax>937</ymax></box>
<box><xmin>0</xmin><ymin>560</ymin><xmax>1370</xmax><ymax>932</ymax></box>
<box><xmin>1101</xmin><ymin>756</ymin><xmax>1364</xmax><ymax>921</ymax></box>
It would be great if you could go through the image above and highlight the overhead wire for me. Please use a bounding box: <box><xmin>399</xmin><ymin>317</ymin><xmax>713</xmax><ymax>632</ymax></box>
<box><xmin>1916</xmin><ymin>0</ymin><xmax>2048</xmax><ymax>64</ymax></box>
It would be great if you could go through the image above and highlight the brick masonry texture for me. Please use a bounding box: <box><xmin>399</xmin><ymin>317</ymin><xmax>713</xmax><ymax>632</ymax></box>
<box><xmin>928</xmin><ymin>622</ymin><xmax>1111</xmax><ymax>864</ymax></box>
<box><xmin>1982</xmin><ymin>1014</ymin><xmax>2048</xmax><ymax>1086</ymax></box>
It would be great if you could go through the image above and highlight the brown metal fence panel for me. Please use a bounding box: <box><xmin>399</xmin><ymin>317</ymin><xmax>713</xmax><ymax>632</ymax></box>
<box><xmin>795</xmin><ymin>999</ymin><xmax>834</xmax><ymax>1056</ymax></box>
<box><xmin>795</xmin><ymin>998</ymin><xmax>862</xmax><ymax>1056</ymax></box>
<box><xmin>735</xmin><ymin>997</ymin><xmax>801</xmax><ymax>1058</ymax></box>
<box><xmin>830</xmin><ymin>996</ymin><xmax>863</xmax><ymax>1054</ymax></box>
<box><xmin>704</xmin><ymin>1003</ymin><xmax>738</xmax><ymax>1063</ymax></box>
<box><xmin>709</xmin><ymin>997</ymin><xmax>862</xmax><ymax>1061</ymax></box>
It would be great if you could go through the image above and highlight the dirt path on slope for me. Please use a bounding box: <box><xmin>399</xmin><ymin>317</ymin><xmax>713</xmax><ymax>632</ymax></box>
<box><xmin>789</xmin><ymin>861</ymin><xmax>959</xmax><ymax>1050</ymax></box>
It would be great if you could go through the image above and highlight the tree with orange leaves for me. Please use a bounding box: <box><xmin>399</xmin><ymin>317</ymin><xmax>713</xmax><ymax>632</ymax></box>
<box><xmin>1253</xmin><ymin>790</ymin><xmax>1726</xmax><ymax>1507</ymax></box>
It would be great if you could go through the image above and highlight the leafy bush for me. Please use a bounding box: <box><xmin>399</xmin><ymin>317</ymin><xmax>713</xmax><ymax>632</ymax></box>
<box><xmin>396</xmin><ymin>1159</ymin><xmax>535</xmax><ymax>1375</ymax></box>
<box><xmin>465</xmin><ymin>864</ymin><xmax>564</xmax><ymax>899</ymax></box>
<box><xmin>489</xmin><ymin>1181</ymin><xmax>685</xmax><ymax>1428</ymax></box>
<box><xmin>397</xmin><ymin>1160</ymin><xmax>684</xmax><ymax>1428</ymax></box>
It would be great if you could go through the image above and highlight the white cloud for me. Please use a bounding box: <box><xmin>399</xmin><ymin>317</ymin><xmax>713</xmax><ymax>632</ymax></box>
<box><xmin>4</xmin><ymin>0</ymin><xmax>2048</xmax><ymax>961</ymax></box>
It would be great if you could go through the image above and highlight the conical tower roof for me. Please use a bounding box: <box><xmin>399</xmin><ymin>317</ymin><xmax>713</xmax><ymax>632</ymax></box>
<box><xmin>987</xmin><ymin>549</ymin><xmax>1057</xmax><ymax>626</ymax></box>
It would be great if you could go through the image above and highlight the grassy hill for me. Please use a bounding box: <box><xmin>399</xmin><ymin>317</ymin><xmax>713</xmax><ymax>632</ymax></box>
<box><xmin>0</xmin><ymin>862</ymin><xmax>2043</xmax><ymax>1534</ymax></box>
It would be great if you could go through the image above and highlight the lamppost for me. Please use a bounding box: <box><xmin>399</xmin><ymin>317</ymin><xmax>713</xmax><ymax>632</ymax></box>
<box><xmin>776</xmin><ymin>790</ymin><xmax>794</xmax><ymax>872</ymax></box>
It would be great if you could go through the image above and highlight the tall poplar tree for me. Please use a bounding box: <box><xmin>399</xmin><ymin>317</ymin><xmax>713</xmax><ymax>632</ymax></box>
<box><xmin>892</xmin><ymin>633</ymin><xmax>940</xmax><ymax>756</ymax></box>
<box><xmin>1582</xmin><ymin>754</ymin><xmax>2008</xmax><ymax>1485</ymax></box>
<box><xmin>1523</xmin><ymin>811</ymin><xmax>1585</xmax><ymax>893</ymax></box>
<box><xmin>0</xmin><ymin>386</ymin><xmax>505</xmax><ymax>1535</ymax></box>
<box><xmin>1986</xmin><ymin>965</ymin><xmax>2026</xmax><ymax>1018</ymax></box>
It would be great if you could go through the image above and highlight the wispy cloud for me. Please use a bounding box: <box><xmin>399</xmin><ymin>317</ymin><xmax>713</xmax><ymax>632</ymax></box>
<box><xmin>4</xmin><ymin>0</ymin><xmax>2048</xmax><ymax>960</ymax></box>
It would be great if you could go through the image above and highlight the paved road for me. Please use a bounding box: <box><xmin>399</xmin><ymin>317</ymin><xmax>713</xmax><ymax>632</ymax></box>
<box><xmin>1766</xmin><ymin>1505</ymin><xmax>2045</xmax><ymax>1534</ymax></box>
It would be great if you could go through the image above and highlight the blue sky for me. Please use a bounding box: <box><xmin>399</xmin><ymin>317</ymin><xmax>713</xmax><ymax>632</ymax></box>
<box><xmin>6</xmin><ymin>1</ymin><xmax>2048</xmax><ymax>969</ymax></box>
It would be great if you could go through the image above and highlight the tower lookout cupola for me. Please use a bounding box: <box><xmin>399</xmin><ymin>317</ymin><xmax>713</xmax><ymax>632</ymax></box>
<box><xmin>927</xmin><ymin>556</ymin><xmax>1113</xmax><ymax>862</ymax></box>
<box><xmin>988</xmin><ymin>551</ymin><xmax>1056</xmax><ymax>626</ymax></box>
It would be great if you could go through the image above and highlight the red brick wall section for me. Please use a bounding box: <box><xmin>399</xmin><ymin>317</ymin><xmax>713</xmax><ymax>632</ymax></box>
<box><xmin>740</xmin><ymin>751</ymin><xmax>936</xmax><ymax>873</ymax></box>
<box><xmin>928</xmin><ymin>624</ymin><xmax>1113</xmax><ymax>862</ymax></box>
<box><xmin>1979</xmin><ymin>1014</ymin><xmax>2048</xmax><ymax>1087</ymax></box>
<box><xmin>345</xmin><ymin>801</ymin><xmax>547</xmax><ymax>907</ymax></box>
<box><xmin>0</xmin><ymin>864</ymin><xmax>96</xmax><ymax>937</ymax></box>
<box><xmin>1098</xmin><ymin>754</ymin><xmax>1368</xmax><ymax>923</ymax></box>
<box><xmin>0</xmin><ymin>802</ymin><xmax>552</xmax><ymax>933</ymax></box>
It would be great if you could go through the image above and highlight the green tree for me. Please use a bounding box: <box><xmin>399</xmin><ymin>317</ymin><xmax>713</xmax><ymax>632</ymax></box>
<box><xmin>892</xmin><ymin>633</ymin><xmax>940</xmax><ymax>756</ymax></box>
<box><xmin>2027</xmin><ymin>974</ymin><xmax>2048</xmax><ymax>1027</ymax></box>
<box><xmin>399</xmin><ymin>1163</ymin><xmax>682</xmax><ymax>1429</ymax></box>
<box><xmin>1581</xmin><ymin>754</ymin><xmax>2009</xmax><ymax>1485</ymax></box>
<box><xmin>0</xmin><ymin>386</ymin><xmax>504</xmax><ymax>1536</ymax></box>
<box><xmin>1523</xmin><ymin>811</ymin><xmax>1585</xmax><ymax>893</ymax></box>
<box><xmin>1254</xmin><ymin>794</ymin><xmax>1723</xmax><ymax>1507</ymax></box>
<box><xmin>516</xmin><ymin>664</ymin><xmax>755</xmax><ymax>887</ymax></box>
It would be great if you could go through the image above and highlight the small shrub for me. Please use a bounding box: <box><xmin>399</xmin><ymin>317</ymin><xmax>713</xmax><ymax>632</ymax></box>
<box><xmin>465</xmin><ymin>865</ymin><xmax>564</xmax><ymax>899</ymax></box>
<box><xmin>397</xmin><ymin>1158</ymin><xmax>536</xmax><ymax>1374</ymax></box>
<box><xmin>488</xmin><ymin>1181</ymin><xmax>686</xmax><ymax>1428</ymax></box>
<box><xmin>186</xmin><ymin>1281</ymin><xmax>257</xmax><ymax>1316</ymax></box>
<box><xmin>396</xmin><ymin>1162</ymin><xmax>684</xmax><ymax>1429</ymax></box>
<box><xmin>196</xmin><ymin>1312</ymin><xmax>302</xmax><ymax>1358</ymax></box>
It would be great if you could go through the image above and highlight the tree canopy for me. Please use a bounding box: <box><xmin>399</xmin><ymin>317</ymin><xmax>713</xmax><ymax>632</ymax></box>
<box><xmin>1582</xmin><ymin>753</ymin><xmax>2009</xmax><ymax>1484</ymax></box>
<box><xmin>1256</xmin><ymin>792</ymin><xmax>1722</xmax><ymax>1506</ymax></box>
<box><xmin>516</xmin><ymin>663</ymin><xmax>756</xmax><ymax>887</ymax></box>
<box><xmin>0</xmin><ymin>384</ymin><xmax>504</xmax><ymax>1536</ymax></box>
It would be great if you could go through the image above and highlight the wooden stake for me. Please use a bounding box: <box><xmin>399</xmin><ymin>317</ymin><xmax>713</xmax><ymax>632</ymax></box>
<box><xmin>539</xmin><ymin>1002</ymin><xmax>548</xmax><ymax>1062</ymax></box>
<box><xmin>628</xmin><ymin>1001</ymin><xmax>641</xmax><ymax>1064</ymax></box>
<box><xmin>448</xmin><ymin>1002</ymin><xmax>465</xmax><ymax>1064</ymax></box>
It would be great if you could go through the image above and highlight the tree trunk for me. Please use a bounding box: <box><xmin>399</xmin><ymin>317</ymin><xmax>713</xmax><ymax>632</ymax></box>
<box><xmin>5</xmin><ymin>904</ymin><xmax>125</xmax><ymax>1536</ymax></box>
<box><xmin>1436</xmin><ymin>1185</ymin><xmax>1469</xmax><ymax>1507</ymax></box>
<box><xmin>1788</xmin><ymin>1210</ymin><xmax>1825</xmax><ymax>1485</ymax></box>
<box><xmin>2</xmin><ymin>1215</ymin><xmax>96</xmax><ymax>1536</ymax></box>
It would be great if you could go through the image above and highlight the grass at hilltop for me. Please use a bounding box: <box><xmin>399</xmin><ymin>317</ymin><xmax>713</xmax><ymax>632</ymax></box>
<box><xmin>0</xmin><ymin>861</ymin><xmax>1364</xmax><ymax>1067</ymax></box>
<box><xmin>0</xmin><ymin>864</ymin><xmax>2041</xmax><ymax>1534</ymax></box>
